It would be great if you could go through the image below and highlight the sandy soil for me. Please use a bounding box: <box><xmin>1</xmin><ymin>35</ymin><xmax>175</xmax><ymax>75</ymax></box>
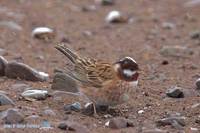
<box><xmin>0</xmin><ymin>0</ymin><xmax>200</xmax><ymax>132</ymax></box>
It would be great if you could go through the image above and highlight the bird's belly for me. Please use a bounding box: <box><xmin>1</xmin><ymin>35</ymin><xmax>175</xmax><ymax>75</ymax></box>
<box><xmin>80</xmin><ymin>81</ymin><xmax>133</xmax><ymax>106</ymax></box>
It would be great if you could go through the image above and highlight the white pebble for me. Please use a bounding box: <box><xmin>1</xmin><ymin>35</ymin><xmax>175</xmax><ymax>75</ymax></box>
<box><xmin>21</xmin><ymin>90</ymin><xmax>48</xmax><ymax>100</ymax></box>
<box><xmin>105</xmin><ymin>10</ymin><xmax>122</xmax><ymax>23</ymax></box>
<box><xmin>138</xmin><ymin>110</ymin><xmax>144</xmax><ymax>114</ymax></box>
<box><xmin>32</xmin><ymin>27</ymin><xmax>54</xmax><ymax>40</ymax></box>
<box><xmin>190</xmin><ymin>127</ymin><xmax>198</xmax><ymax>131</ymax></box>
<box><xmin>105</xmin><ymin>121</ymin><xmax>110</xmax><ymax>127</ymax></box>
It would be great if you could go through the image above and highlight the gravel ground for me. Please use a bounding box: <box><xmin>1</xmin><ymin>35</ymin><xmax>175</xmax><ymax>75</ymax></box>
<box><xmin>0</xmin><ymin>0</ymin><xmax>200</xmax><ymax>132</ymax></box>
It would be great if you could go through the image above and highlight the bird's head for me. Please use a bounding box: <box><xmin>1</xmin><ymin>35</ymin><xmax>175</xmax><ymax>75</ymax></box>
<box><xmin>114</xmin><ymin>57</ymin><xmax>139</xmax><ymax>83</ymax></box>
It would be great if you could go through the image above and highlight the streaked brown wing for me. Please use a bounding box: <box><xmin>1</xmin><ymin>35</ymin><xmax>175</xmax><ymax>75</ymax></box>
<box><xmin>73</xmin><ymin>58</ymin><xmax>115</xmax><ymax>88</ymax></box>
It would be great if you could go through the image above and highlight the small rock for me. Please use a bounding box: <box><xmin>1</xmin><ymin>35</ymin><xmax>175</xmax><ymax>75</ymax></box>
<box><xmin>5</xmin><ymin>62</ymin><xmax>49</xmax><ymax>81</ymax></box>
<box><xmin>51</xmin><ymin>72</ymin><xmax>78</xmax><ymax>93</ymax></box>
<box><xmin>190</xmin><ymin>30</ymin><xmax>200</xmax><ymax>40</ymax></box>
<box><xmin>95</xmin><ymin>0</ymin><xmax>114</xmax><ymax>5</ymax></box>
<box><xmin>0</xmin><ymin>56</ymin><xmax>8</xmax><ymax>76</ymax></box>
<box><xmin>57</xmin><ymin>121</ymin><xmax>89</xmax><ymax>133</ymax></box>
<box><xmin>162</xmin><ymin>22</ymin><xmax>175</xmax><ymax>29</ymax></box>
<box><xmin>0</xmin><ymin>93</ymin><xmax>15</xmax><ymax>105</ymax></box>
<box><xmin>156</xmin><ymin>116</ymin><xmax>186</xmax><ymax>129</ymax></box>
<box><xmin>105</xmin><ymin>10</ymin><xmax>127</xmax><ymax>23</ymax></box>
<box><xmin>184</xmin><ymin>0</ymin><xmax>200</xmax><ymax>7</ymax></box>
<box><xmin>138</xmin><ymin>110</ymin><xmax>145</xmax><ymax>114</ymax></box>
<box><xmin>106</xmin><ymin>117</ymin><xmax>134</xmax><ymax>129</ymax></box>
<box><xmin>0</xmin><ymin>21</ymin><xmax>22</xmax><ymax>31</ymax></box>
<box><xmin>166</xmin><ymin>86</ymin><xmax>184</xmax><ymax>98</ymax></box>
<box><xmin>160</xmin><ymin>45</ymin><xmax>193</xmax><ymax>58</ymax></box>
<box><xmin>143</xmin><ymin>128</ymin><xmax>168</xmax><ymax>133</ymax></box>
<box><xmin>195</xmin><ymin>78</ymin><xmax>200</xmax><ymax>89</ymax></box>
<box><xmin>191</xmin><ymin>103</ymin><xmax>200</xmax><ymax>108</ymax></box>
<box><xmin>82</xmin><ymin>30</ymin><xmax>93</xmax><ymax>37</ymax></box>
<box><xmin>82</xmin><ymin>102</ymin><xmax>108</xmax><ymax>115</ymax></box>
<box><xmin>0</xmin><ymin>49</ymin><xmax>8</xmax><ymax>56</ymax></box>
<box><xmin>161</xmin><ymin>60</ymin><xmax>169</xmax><ymax>65</ymax></box>
<box><xmin>64</xmin><ymin>102</ymin><xmax>81</xmax><ymax>112</ymax></box>
<box><xmin>190</xmin><ymin>127</ymin><xmax>199</xmax><ymax>132</ymax></box>
<box><xmin>21</xmin><ymin>89</ymin><xmax>48</xmax><ymax>100</ymax></box>
<box><xmin>43</xmin><ymin>109</ymin><xmax>56</xmax><ymax>116</ymax></box>
<box><xmin>32</xmin><ymin>27</ymin><xmax>55</xmax><ymax>41</ymax></box>
<box><xmin>81</xmin><ymin>5</ymin><xmax>97</xmax><ymax>12</ymax></box>
<box><xmin>11</xmin><ymin>83</ymin><xmax>30</xmax><ymax>91</ymax></box>
<box><xmin>1</xmin><ymin>108</ymin><xmax>24</xmax><ymax>124</ymax></box>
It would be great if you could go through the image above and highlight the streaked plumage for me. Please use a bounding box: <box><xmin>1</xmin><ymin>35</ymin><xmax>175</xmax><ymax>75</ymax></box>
<box><xmin>55</xmin><ymin>44</ymin><xmax>139</xmax><ymax>114</ymax></box>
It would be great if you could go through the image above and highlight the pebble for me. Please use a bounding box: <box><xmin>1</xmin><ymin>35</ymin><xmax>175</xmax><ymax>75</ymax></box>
<box><xmin>58</xmin><ymin>121</ymin><xmax>89</xmax><ymax>133</ymax></box>
<box><xmin>82</xmin><ymin>102</ymin><xmax>108</xmax><ymax>115</ymax></box>
<box><xmin>156</xmin><ymin>115</ymin><xmax>186</xmax><ymax>129</ymax></box>
<box><xmin>195</xmin><ymin>78</ymin><xmax>200</xmax><ymax>89</ymax></box>
<box><xmin>0</xmin><ymin>21</ymin><xmax>22</xmax><ymax>31</ymax></box>
<box><xmin>5</xmin><ymin>62</ymin><xmax>49</xmax><ymax>81</ymax></box>
<box><xmin>81</xmin><ymin>5</ymin><xmax>97</xmax><ymax>12</ymax></box>
<box><xmin>0</xmin><ymin>56</ymin><xmax>8</xmax><ymax>76</ymax></box>
<box><xmin>160</xmin><ymin>45</ymin><xmax>193</xmax><ymax>58</ymax></box>
<box><xmin>21</xmin><ymin>89</ymin><xmax>48</xmax><ymax>100</ymax></box>
<box><xmin>184</xmin><ymin>0</ymin><xmax>200</xmax><ymax>8</ymax></box>
<box><xmin>105</xmin><ymin>10</ymin><xmax>127</xmax><ymax>23</ymax></box>
<box><xmin>138</xmin><ymin>110</ymin><xmax>145</xmax><ymax>114</ymax></box>
<box><xmin>166</xmin><ymin>86</ymin><xmax>184</xmax><ymax>98</ymax></box>
<box><xmin>43</xmin><ymin>109</ymin><xmax>56</xmax><ymax>116</ymax></box>
<box><xmin>143</xmin><ymin>128</ymin><xmax>168</xmax><ymax>133</ymax></box>
<box><xmin>95</xmin><ymin>0</ymin><xmax>114</xmax><ymax>5</ymax></box>
<box><xmin>190</xmin><ymin>30</ymin><xmax>200</xmax><ymax>40</ymax></box>
<box><xmin>162</xmin><ymin>22</ymin><xmax>175</xmax><ymax>29</ymax></box>
<box><xmin>1</xmin><ymin>108</ymin><xmax>24</xmax><ymax>124</ymax></box>
<box><xmin>105</xmin><ymin>117</ymin><xmax>134</xmax><ymax>129</ymax></box>
<box><xmin>0</xmin><ymin>49</ymin><xmax>8</xmax><ymax>56</ymax></box>
<box><xmin>31</xmin><ymin>27</ymin><xmax>55</xmax><ymax>41</ymax></box>
<box><xmin>51</xmin><ymin>72</ymin><xmax>78</xmax><ymax>93</ymax></box>
<box><xmin>64</xmin><ymin>102</ymin><xmax>81</xmax><ymax>112</ymax></box>
<box><xmin>0</xmin><ymin>93</ymin><xmax>15</xmax><ymax>105</ymax></box>
<box><xmin>11</xmin><ymin>83</ymin><xmax>30</xmax><ymax>91</ymax></box>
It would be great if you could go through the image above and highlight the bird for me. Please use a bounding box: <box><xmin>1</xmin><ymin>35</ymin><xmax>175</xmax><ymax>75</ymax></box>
<box><xmin>55</xmin><ymin>44</ymin><xmax>139</xmax><ymax>116</ymax></box>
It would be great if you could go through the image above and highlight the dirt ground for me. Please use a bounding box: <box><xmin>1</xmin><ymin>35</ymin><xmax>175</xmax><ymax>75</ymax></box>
<box><xmin>0</xmin><ymin>0</ymin><xmax>200</xmax><ymax>132</ymax></box>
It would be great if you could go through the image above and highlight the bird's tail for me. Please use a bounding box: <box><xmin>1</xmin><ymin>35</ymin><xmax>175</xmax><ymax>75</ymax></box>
<box><xmin>55</xmin><ymin>44</ymin><xmax>78</xmax><ymax>64</ymax></box>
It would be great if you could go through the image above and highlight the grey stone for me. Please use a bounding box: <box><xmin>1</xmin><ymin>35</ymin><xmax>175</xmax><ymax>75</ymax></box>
<box><xmin>64</xmin><ymin>102</ymin><xmax>81</xmax><ymax>112</ymax></box>
<box><xmin>162</xmin><ymin>22</ymin><xmax>175</xmax><ymax>29</ymax></box>
<box><xmin>166</xmin><ymin>86</ymin><xmax>184</xmax><ymax>98</ymax></box>
<box><xmin>184</xmin><ymin>0</ymin><xmax>200</xmax><ymax>8</ymax></box>
<box><xmin>156</xmin><ymin>116</ymin><xmax>186</xmax><ymax>128</ymax></box>
<box><xmin>57</xmin><ymin>121</ymin><xmax>89</xmax><ymax>133</ymax></box>
<box><xmin>82</xmin><ymin>103</ymin><xmax>108</xmax><ymax>115</ymax></box>
<box><xmin>190</xmin><ymin>30</ymin><xmax>200</xmax><ymax>40</ymax></box>
<box><xmin>0</xmin><ymin>93</ymin><xmax>15</xmax><ymax>105</ymax></box>
<box><xmin>0</xmin><ymin>56</ymin><xmax>8</xmax><ymax>76</ymax></box>
<box><xmin>21</xmin><ymin>89</ymin><xmax>48</xmax><ymax>100</ymax></box>
<box><xmin>160</xmin><ymin>45</ymin><xmax>193</xmax><ymax>58</ymax></box>
<box><xmin>95</xmin><ymin>0</ymin><xmax>114</xmax><ymax>5</ymax></box>
<box><xmin>5</xmin><ymin>62</ymin><xmax>49</xmax><ymax>81</ymax></box>
<box><xmin>196</xmin><ymin>78</ymin><xmax>200</xmax><ymax>89</ymax></box>
<box><xmin>0</xmin><ymin>21</ymin><xmax>22</xmax><ymax>31</ymax></box>
<box><xmin>0</xmin><ymin>49</ymin><xmax>7</xmax><ymax>56</ymax></box>
<box><xmin>11</xmin><ymin>83</ymin><xmax>30</xmax><ymax>91</ymax></box>
<box><xmin>106</xmin><ymin>117</ymin><xmax>134</xmax><ymax>129</ymax></box>
<box><xmin>43</xmin><ymin>109</ymin><xmax>56</xmax><ymax>116</ymax></box>
<box><xmin>143</xmin><ymin>128</ymin><xmax>167</xmax><ymax>133</ymax></box>
<box><xmin>51</xmin><ymin>72</ymin><xmax>78</xmax><ymax>93</ymax></box>
<box><xmin>1</xmin><ymin>108</ymin><xmax>24</xmax><ymax>124</ymax></box>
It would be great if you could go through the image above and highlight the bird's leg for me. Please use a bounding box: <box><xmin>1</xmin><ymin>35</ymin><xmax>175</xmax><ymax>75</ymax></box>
<box><xmin>91</xmin><ymin>101</ymin><xmax>99</xmax><ymax>118</ymax></box>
